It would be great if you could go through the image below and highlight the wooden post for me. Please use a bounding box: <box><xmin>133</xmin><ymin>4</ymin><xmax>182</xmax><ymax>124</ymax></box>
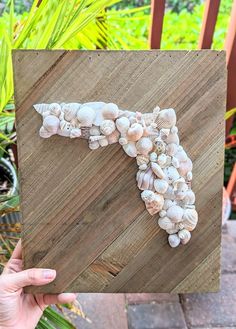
<box><xmin>198</xmin><ymin>0</ymin><xmax>221</xmax><ymax>49</ymax></box>
<box><xmin>225</xmin><ymin>0</ymin><xmax>236</xmax><ymax>135</ymax></box>
<box><xmin>149</xmin><ymin>0</ymin><xmax>165</xmax><ymax>49</ymax></box>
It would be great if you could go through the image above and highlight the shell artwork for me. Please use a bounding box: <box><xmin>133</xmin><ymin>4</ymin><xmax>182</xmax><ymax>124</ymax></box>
<box><xmin>34</xmin><ymin>102</ymin><xmax>198</xmax><ymax>248</ymax></box>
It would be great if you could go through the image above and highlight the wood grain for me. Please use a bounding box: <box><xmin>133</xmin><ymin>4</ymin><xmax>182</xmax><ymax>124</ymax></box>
<box><xmin>13</xmin><ymin>50</ymin><xmax>226</xmax><ymax>293</ymax></box>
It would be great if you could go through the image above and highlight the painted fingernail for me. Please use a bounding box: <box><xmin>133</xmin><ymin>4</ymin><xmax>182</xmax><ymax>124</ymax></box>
<box><xmin>43</xmin><ymin>269</ymin><xmax>56</xmax><ymax>280</ymax></box>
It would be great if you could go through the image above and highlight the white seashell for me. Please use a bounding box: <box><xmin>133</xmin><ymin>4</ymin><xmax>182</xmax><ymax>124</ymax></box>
<box><xmin>57</xmin><ymin>129</ymin><xmax>71</xmax><ymax>137</ymax></box>
<box><xmin>136</xmin><ymin>155</ymin><xmax>149</xmax><ymax>167</ymax></box>
<box><xmin>33</xmin><ymin>103</ymin><xmax>49</xmax><ymax>115</ymax></box>
<box><xmin>171</xmin><ymin>126</ymin><xmax>178</xmax><ymax>134</ymax></box>
<box><xmin>136</xmin><ymin>167</ymin><xmax>155</xmax><ymax>191</ymax></box>
<box><xmin>119</xmin><ymin>137</ymin><xmax>128</xmax><ymax>145</ymax></box>
<box><xmin>139</xmin><ymin>164</ymin><xmax>148</xmax><ymax>171</ymax></box>
<box><xmin>122</xmin><ymin>142</ymin><xmax>137</xmax><ymax>157</ymax></box>
<box><xmin>107</xmin><ymin>130</ymin><xmax>120</xmax><ymax>144</ymax></box>
<box><xmin>136</xmin><ymin>137</ymin><xmax>153</xmax><ymax>156</ymax></box>
<box><xmin>178</xmin><ymin>158</ymin><xmax>193</xmax><ymax>177</ymax></box>
<box><xmin>99</xmin><ymin>138</ymin><xmax>109</xmax><ymax>147</ymax></box>
<box><xmin>172</xmin><ymin>156</ymin><xmax>180</xmax><ymax>168</ymax></box>
<box><xmin>163</xmin><ymin>186</ymin><xmax>176</xmax><ymax>200</ymax></box>
<box><xmin>163</xmin><ymin>199</ymin><xmax>175</xmax><ymax>210</ymax></box>
<box><xmin>150</xmin><ymin>152</ymin><xmax>158</xmax><ymax>162</ymax></box>
<box><xmin>89</xmin><ymin>140</ymin><xmax>100</xmax><ymax>150</ymax></box>
<box><xmin>157</xmin><ymin>154</ymin><xmax>167</xmax><ymax>167</ymax></box>
<box><xmin>43</xmin><ymin>115</ymin><xmax>60</xmax><ymax>134</ymax></box>
<box><xmin>89</xmin><ymin>135</ymin><xmax>106</xmax><ymax>142</ymax></box>
<box><xmin>168</xmin><ymin>234</ymin><xmax>181</xmax><ymax>248</ymax></box>
<box><xmin>126</xmin><ymin>123</ymin><xmax>143</xmax><ymax>142</ymax></box>
<box><xmin>62</xmin><ymin>103</ymin><xmax>80</xmax><ymax>121</ymax></box>
<box><xmin>141</xmin><ymin>190</ymin><xmax>164</xmax><ymax>215</ymax></box>
<box><xmin>49</xmin><ymin>103</ymin><xmax>61</xmax><ymax>117</ymax></box>
<box><xmin>100</xmin><ymin>120</ymin><xmax>116</xmax><ymax>136</ymax></box>
<box><xmin>154</xmin><ymin>179</ymin><xmax>169</xmax><ymax>194</ymax></box>
<box><xmin>70</xmin><ymin>128</ymin><xmax>81</xmax><ymax>138</ymax></box>
<box><xmin>166</xmin><ymin>132</ymin><xmax>179</xmax><ymax>145</ymax></box>
<box><xmin>160</xmin><ymin>128</ymin><xmax>170</xmax><ymax>139</ymax></box>
<box><xmin>102</xmin><ymin>103</ymin><xmax>119</xmax><ymax>120</ymax></box>
<box><xmin>182</xmin><ymin>209</ymin><xmax>198</xmax><ymax>231</ymax></box>
<box><xmin>187</xmin><ymin>171</ymin><xmax>193</xmax><ymax>181</ymax></box>
<box><xmin>60</xmin><ymin>120</ymin><xmax>72</xmax><ymax>132</ymax></box>
<box><xmin>116</xmin><ymin>117</ymin><xmax>130</xmax><ymax>134</ymax></box>
<box><xmin>39</xmin><ymin>126</ymin><xmax>52</xmax><ymax>138</ymax></box>
<box><xmin>153</xmin><ymin>138</ymin><xmax>166</xmax><ymax>154</ymax></box>
<box><xmin>151</xmin><ymin>162</ymin><xmax>165</xmax><ymax>179</ymax></box>
<box><xmin>175</xmin><ymin>149</ymin><xmax>188</xmax><ymax>162</ymax></box>
<box><xmin>77</xmin><ymin>106</ymin><xmax>96</xmax><ymax>127</ymax></box>
<box><xmin>155</xmin><ymin>108</ymin><xmax>176</xmax><ymax>129</ymax></box>
<box><xmin>178</xmin><ymin>229</ymin><xmax>191</xmax><ymax>244</ymax></box>
<box><xmin>166</xmin><ymin>143</ymin><xmax>178</xmax><ymax>156</ymax></box>
<box><xmin>90</xmin><ymin>126</ymin><xmax>100</xmax><ymax>136</ymax></box>
<box><xmin>166</xmin><ymin>205</ymin><xmax>184</xmax><ymax>223</ymax></box>
<box><xmin>163</xmin><ymin>166</ymin><xmax>180</xmax><ymax>184</ymax></box>
<box><xmin>158</xmin><ymin>216</ymin><xmax>175</xmax><ymax>230</ymax></box>
<box><xmin>183</xmin><ymin>190</ymin><xmax>195</xmax><ymax>205</ymax></box>
<box><xmin>159</xmin><ymin>210</ymin><xmax>167</xmax><ymax>217</ymax></box>
<box><xmin>174</xmin><ymin>182</ymin><xmax>188</xmax><ymax>201</ymax></box>
<box><xmin>141</xmin><ymin>106</ymin><xmax>160</xmax><ymax>126</ymax></box>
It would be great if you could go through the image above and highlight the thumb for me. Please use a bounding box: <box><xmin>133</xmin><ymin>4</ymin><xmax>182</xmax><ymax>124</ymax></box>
<box><xmin>1</xmin><ymin>268</ymin><xmax>56</xmax><ymax>292</ymax></box>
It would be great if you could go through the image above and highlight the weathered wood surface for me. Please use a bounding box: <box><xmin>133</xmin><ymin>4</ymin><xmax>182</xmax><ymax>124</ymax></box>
<box><xmin>13</xmin><ymin>50</ymin><xmax>226</xmax><ymax>293</ymax></box>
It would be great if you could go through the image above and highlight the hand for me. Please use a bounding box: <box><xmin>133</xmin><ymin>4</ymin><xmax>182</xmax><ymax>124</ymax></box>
<box><xmin>0</xmin><ymin>240</ymin><xmax>76</xmax><ymax>329</ymax></box>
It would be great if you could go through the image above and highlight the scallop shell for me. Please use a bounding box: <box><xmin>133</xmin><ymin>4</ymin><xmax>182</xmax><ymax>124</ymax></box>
<box><xmin>107</xmin><ymin>129</ymin><xmax>120</xmax><ymax>144</ymax></box>
<box><xmin>136</xmin><ymin>137</ymin><xmax>153</xmax><ymax>156</ymax></box>
<box><xmin>151</xmin><ymin>162</ymin><xmax>165</xmax><ymax>179</ymax></box>
<box><xmin>126</xmin><ymin>123</ymin><xmax>144</xmax><ymax>142</ymax></box>
<box><xmin>49</xmin><ymin>103</ymin><xmax>61</xmax><ymax>117</ymax></box>
<box><xmin>136</xmin><ymin>167</ymin><xmax>155</xmax><ymax>191</ymax></box>
<box><xmin>166</xmin><ymin>205</ymin><xmax>184</xmax><ymax>223</ymax></box>
<box><xmin>116</xmin><ymin>117</ymin><xmax>130</xmax><ymax>134</ymax></box>
<box><xmin>39</xmin><ymin>126</ymin><xmax>52</xmax><ymax>138</ymax></box>
<box><xmin>77</xmin><ymin>106</ymin><xmax>96</xmax><ymax>127</ymax></box>
<box><xmin>154</xmin><ymin>179</ymin><xmax>169</xmax><ymax>194</ymax></box>
<box><xmin>155</xmin><ymin>108</ymin><xmax>177</xmax><ymax>129</ymax></box>
<box><xmin>33</xmin><ymin>103</ymin><xmax>50</xmax><ymax>116</ymax></box>
<box><xmin>168</xmin><ymin>234</ymin><xmax>181</xmax><ymax>248</ymax></box>
<box><xmin>100</xmin><ymin>120</ymin><xmax>116</xmax><ymax>136</ymax></box>
<box><xmin>178</xmin><ymin>229</ymin><xmax>191</xmax><ymax>244</ymax></box>
<box><xmin>122</xmin><ymin>142</ymin><xmax>137</xmax><ymax>157</ymax></box>
<box><xmin>182</xmin><ymin>209</ymin><xmax>198</xmax><ymax>231</ymax></box>
<box><xmin>62</xmin><ymin>103</ymin><xmax>80</xmax><ymax>122</ymax></box>
<box><xmin>70</xmin><ymin>128</ymin><xmax>81</xmax><ymax>138</ymax></box>
<box><xmin>43</xmin><ymin>115</ymin><xmax>60</xmax><ymax>134</ymax></box>
<box><xmin>182</xmin><ymin>190</ymin><xmax>196</xmax><ymax>205</ymax></box>
<box><xmin>158</xmin><ymin>216</ymin><xmax>175</xmax><ymax>230</ymax></box>
<box><xmin>136</xmin><ymin>155</ymin><xmax>149</xmax><ymax>167</ymax></box>
<box><xmin>102</xmin><ymin>103</ymin><xmax>119</xmax><ymax>120</ymax></box>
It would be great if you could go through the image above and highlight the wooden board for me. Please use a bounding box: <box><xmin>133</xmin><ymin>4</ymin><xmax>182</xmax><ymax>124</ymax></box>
<box><xmin>13</xmin><ymin>50</ymin><xmax>226</xmax><ymax>293</ymax></box>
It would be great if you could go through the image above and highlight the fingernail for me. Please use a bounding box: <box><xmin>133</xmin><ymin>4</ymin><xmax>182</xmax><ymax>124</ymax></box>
<box><xmin>43</xmin><ymin>269</ymin><xmax>56</xmax><ymax>280</ymax></box>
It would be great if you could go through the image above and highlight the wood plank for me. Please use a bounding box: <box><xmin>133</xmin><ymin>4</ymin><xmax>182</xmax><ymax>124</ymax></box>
<box><xmin>13</xmin><ymin>50</ymin><xmax>226</xmax><ymax>293</ymax></box>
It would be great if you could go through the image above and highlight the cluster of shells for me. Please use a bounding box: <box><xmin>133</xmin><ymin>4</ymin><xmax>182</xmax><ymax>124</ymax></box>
<box><xmin>34</xmin><ymin>102</ymin><xmax>198</xmax><ymax>248</ymax></box>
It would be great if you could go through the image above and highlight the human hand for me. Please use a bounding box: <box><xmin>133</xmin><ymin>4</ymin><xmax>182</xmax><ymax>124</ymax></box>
<box><xmin>0</xmin><ymin>240</ymin><xmax>76</xmax><ymax>329</ymax></box>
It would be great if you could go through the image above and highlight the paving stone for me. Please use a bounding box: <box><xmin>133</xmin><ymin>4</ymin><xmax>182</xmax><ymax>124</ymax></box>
<box><xmin>226</xmin><ymin>220</ymin><xmax>236</xmax><ymax>239</ymax></box>
<box><xmin>221</xmin><ymin>231</ymin><xmax>236</xmax><ymax>273</ymax></box>
<box><xmin>127</xmin><ymin>303</ymin><xmax>187</xmax><ymax>329</ymax></box>
<box><xmin>181</xmin><ymin>274</ymin><xmax>236</xmax><ymax>328</ymax></box>
<box><xmin>72</xmin><ymin>294</ymin><xmax>128</xmax><ymax>329</ymax></box>
<box><xmin>125</xmin><ymin>293</ymin><xmax>179</xmax><ymax>304</ymax></box>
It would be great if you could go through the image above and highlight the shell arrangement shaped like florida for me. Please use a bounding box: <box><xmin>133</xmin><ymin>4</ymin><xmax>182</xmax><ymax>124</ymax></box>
<box><xmin>34</xmin><ymin>102</ymin><xmax>198</xmax><ymax>248</ymax></box>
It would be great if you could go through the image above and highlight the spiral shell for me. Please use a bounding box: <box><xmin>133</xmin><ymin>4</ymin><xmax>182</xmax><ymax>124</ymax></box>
<box><xmin>33</xmin><ymin>103</ymin><xmax>50</xmax><ymax>116</ymax></box>
<box><xmin>77</xmin><ymin>106</ymin><xmax>96</xmax><ymax>127</ymax></box>
<box><xmin>136</xmin><ymin>155</ymin><xmax>149</xmax><ymax>167</ymax></box>
<box><xmin>100</xmin><ymin>120</ymin><xmax>116</xmax><ymax>136</ymax></box>
<box><xmin>155</xmin><ymin>108</ymin><xmax>176</xmax><ymax>129</ymax></box>
<box><xmin>136</xmin><ymin>167</ymin><xmax>155</xmax><ymax>191</ymax></box>
<box><xmin>102</xmin><ymin>103</ymin><xmax>119</xmax><ymax>120</ymax></box>
<box><xmin>182</xmin><ymin>209</ymin><xmax>198</xmax><ymax>231</ymax></box>
<box><xmin>126</xmin><ymin>123</ymin><xmax>144</xmax><ymax>142</ymax></box>
<box><xmin>168</xmin><ymin>234</ymin><xmax>181</xmax><ymax>248</ymax></box>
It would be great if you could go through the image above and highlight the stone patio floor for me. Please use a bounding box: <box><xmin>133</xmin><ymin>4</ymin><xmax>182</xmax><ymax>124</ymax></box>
<box><xmin>72</xmin><ymin>221</ymin><xmax>236</xmax><ymax>329</ymax></box>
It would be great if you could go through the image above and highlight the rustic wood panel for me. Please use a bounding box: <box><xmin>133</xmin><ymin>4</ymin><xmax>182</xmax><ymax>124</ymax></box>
<box><xmin>13</xmin><ymin>50</ymin><xmax>226</xmax><ymax>293</ymax></box>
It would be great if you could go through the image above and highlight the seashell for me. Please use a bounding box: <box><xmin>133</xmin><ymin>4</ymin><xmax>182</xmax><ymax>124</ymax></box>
<box><xmin>155</xmin><ymin>108</ymin><xmax>176</xmax><ymax>129</ymax></box>
<box><xmin>136</xmin><ymin>155</ymin><xmax>149</xmax><ymax>167</ymax></box>
<box><xmin>166</xmin><ymin>143</ymin><xmax>178</xmax><ymax>156</ymax></box>
<box><xmin>163</xmin><ymin>199</ymin><xmax>175</xmax><ymax>210</ymax></box>
<box><xmin>49</xmin><ymin>103</ymin><xmax>61</xmax><ymax>117</ymax></box>
<box><xmin>166</xmin><ymin>132</ymin><xmax>179</xmax><ymax>145</ymax></box>
<box><xmin>90</xmin><ymin>126</ymin><xmax>100</xmax><ymax>136</ymax></box>
<box><xmin>142</xmin><ymin>106</ymin><xmax>160</xmax><ymax>126</ymax></box>
<box><xmin>141</xmin><ymin>190</ymin><xmax>164</xmax><ymax>215</ymax></box>
<box><xmin>62</xmin><ymin>103</ymin><xmax>80</xmax><ymax>121</ymax></box>
<box><xmin>89</xmin><ymin>135</ymin><xmax>106</xmax><ymax>142</ymax></box>
<box><xmin>159</xmin><ymin>210</ymin><xmax>167</xmax><ymax>217</ymax></box>
<box><xmin>99</xmin><ymin>138</ymin><xmax>109</xmax><ymax>147</ymax></box>
<box><xmin>100</xmin><ymin>120</ymin><xmax>116</xmax><ymax>136</ymax></box>
<box><xmin>163</xmin><ymin>166</ymin><xmax>180</xmax><ymax>184</ymax></box>
<box><xmin>158</xmin><ymin>216</ymin><xmax>175</xmax><ymax>230</ymax></box>
<box><xmin>39</xmin><ymin>126</ymin><xmax>52</xmax><ymax>138</ymax></box>
<box><xmin>163</xmin><ymin>186</ymin><xmax>176</xmax><ymax>200</ymax></box>
<box><xmin>182</xmin><ymin>190</ymin><xmax>196</xmax><ymax>206</ymax></box>
<box><xmin>57</xmin><ymin>129</ymin><xmax>71</xmax><ymax>137</ymax></box>
<box><xmin>157</xmin><ymin>154</ymin><xmax>167</xmax><ymax>167</ymax></box>
<box><xmin>171</xmin><ymin>126</ymin><xmax>178</xmax><ymax>134</ymax></box>
<box><xmin>151</xmin><ymin>162</ymin><xmax>165</xmax><ymax>179</ymax></box>
<box><xmin>154</xmin><ymin>179</ymin><xmax>169</xmax><ymax>194</ymax></box>
<box><xmin>77</xmin><ymin>106</ymin><xmax>96</xmax><ymax>127</ymax></box>
<box><xmin>80</xmin><ymin>127</ymin><xmax>90</xmax><ymax>139</ymax></box>
<box><xmin>139</xmin><ymin>164</ymin><xmax>148</xmax><ymax>171</ymax></box>
<box><xmin>116</xmin><ymin>117</ymin><xmax>130</xmax><ymax>134</ymax></box>
<box><xmin>187</xmin><ymin>171</ymin><xmax>193</xmax><ymax>181</ymax></box>
<box><xmin>119</xmin><ymin>137</ymin><xmax>128</xmax><ymax>145</ymax></box>
<box><xmin>143</xmin><ymin>126</ymin><xmax>159</xmax><ymax>137</ymax></box>
<box><xmin>172</xmin><ymin>156</ymin><xmax>180</xmax><ymax>168</ymax></box>
<box><xmin>70</xmin><ymin>128</ymin><xmax>81</xmax><ymax>138</ymax></box>
<box><xmin>175</xmin><ymin>149</ymin><xmax>188</xmax><ymax>162</ymax></box>
<box><xmin>167</xmin><ymin>205</ymin><xmax>184</xmax><ymax>223</ymax></box>
<box><xmin>43</xmin><ymin>115</ymin><xmax>60</xmax><ymax>134</ymax></box>
<box><xmin>178</xmin><ymin>229</ymin><xmax>191</xmax><ymax>245</ymax></box>
<box><xmin>60</xmin><ymin>120</ymin><xmax>72</xmax><ymax>132</ymax></box>
<box><xmin>153</xmin><ymin>138</ymin><xmax>166</xmax><ymax>155</ymax></box>
<box><xmin>126</xmin><ymin>123</ymin><xmax>144</xmax><ymax>142</ymax></box>
<box><xmin>136</xmin><ymin>167</ymin><xmax>155</xmax><ymax>191</ymax></box>
<box><xmin>107</xmin><ymin>129</ymin><xmax>120</xmax><ymax>144</ymax></box>
<box><xmin>136</xmin><ymin>137</ymin><xmax>153</xmax><ymax>156</ymax></box>
<box><xmin>168</xmin><ymin>234</ymin><xmax>181</xmax><ymax>248</ymax></box>
<box><xmin>89</xmin><ymin>140</ymin><xmax>100</xmax><ymax>150</ymax></box>
<box><xmin>178</xmin><ymin>158</ymin><xmax>193</xmax><ymax>177</ymax></box>
<box><xmin>160</xmin><ymin>128</ymin><xmax>170</xmax><ymax>140</ymax></box>
<box><xmin>102</xmin><ymin>103</ymin><xmax>119</xmax><ymax>120</ymax></box>
<box><xmin>182</xmin><ymin>209</ymin><xmax>198</xmax><ymax>231</ymax></box>
<box><xmin>174</xmin><ymin>182</ymin><xmax>188</xmax><ymax>201</ymax></box>
<box><xmin>33</xmin><ymin>103</ymin><xmax>50</xmax><ymax>116</ymax></box>
<box><xmin>150</xmin><ymin>152</ymin><xmax>158</xmax><ymax>162</ymax></box>
<box><xmin>122</xmin><ymin>142</ymin><xmax>137</xmax><ymax>157</ymax></box>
